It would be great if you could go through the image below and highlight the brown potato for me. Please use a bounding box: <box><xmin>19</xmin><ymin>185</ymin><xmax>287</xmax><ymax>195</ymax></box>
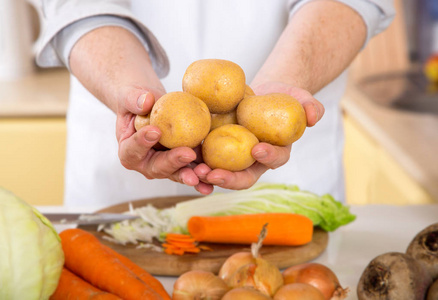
<box><xmin>182</xmin><ymin>59</ymin><xmax>246</xmax><ymax>114</ymax></box>
<box><xmin>237</xmin><ymin>93</ymin><xmax>306</xmax><ymax>146</ymax></box>
<box><xmin>134</xmin><ymin>114</ymin><xmax>150</xmax><ymax>131</ymax></box>
<box><xmin>210</xmin><ymin>110</ymin><xmax>238</xmax><ymax>131</ymax></box>
<box><xmin>202</xmin><ymin>124</ymin><xmax>258</xmax><ymax>171</ymax></box>
<box><xmin>150</xmin><ymin>91</ymin><xmax>211</xmax><ymax>149</ymax></box>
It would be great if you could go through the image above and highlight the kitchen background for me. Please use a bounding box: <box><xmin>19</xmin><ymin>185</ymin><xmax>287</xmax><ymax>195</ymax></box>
<box><xmin>0</xmin><ymin>0</ymin><xmax>437</xmax><ymax>206</ymax></box>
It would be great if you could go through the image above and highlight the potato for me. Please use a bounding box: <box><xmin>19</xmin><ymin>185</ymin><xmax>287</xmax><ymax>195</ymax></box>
<box><xmin>237</xmin><ymin>93</ymin><xmax>306</xmax><ymax>146</ymax></box>
<box><xmin>182</xmin><ymin>59</ymin><xmax>246</xmax><ymax>114</ymax></box>
<box><xmin>134</xmin><ymin>114</ymin><xmax>150</xmax><ymax>131</ymax></box>
<box><xmin>202</xmin><ymin>124</ymin><xmax>258</xmax><ymax>171</ymax></box>
<box><xmin>150</xmin><ymin>91</ymin><xmax>211</xmax><ymax>149</ymax></box>
<box><xmin>210</xmin><ymin>110</ymin><xmax>238</xmax><ymax>132</ymax></box>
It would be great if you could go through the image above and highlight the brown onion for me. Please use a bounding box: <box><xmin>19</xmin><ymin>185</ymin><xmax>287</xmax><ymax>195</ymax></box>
<box><xmin>224</xmin><ymin>224</ymin><xmax>283</xmax><ymax>296</ymax></box>
<box><xmin>222</xmin><ymin>287</ymin><xmax>272</xmax><ymax>300</ymax></box>
<box><xmin>172</xmin><ymin>270</ymin><xmax>229</xmax><ymax>300</ymax></box>
<box><xmin>218</xmin><ymin>252</ymin><xmax>256</xmax><ymax>285</ymax></box>
<box><xmin>227</xmin><ymin>257</ymin><xmax>284</xmax><ymax>297</ymax></box>
<box><xmin>274</xmin><ymin>283</ymin><xmax>325</xmax><ymax>300</ymax></box>
<box><xmin>282</xmin><ymin>263</ymin><xmax>349</xmax><ymax>300</ymax></box>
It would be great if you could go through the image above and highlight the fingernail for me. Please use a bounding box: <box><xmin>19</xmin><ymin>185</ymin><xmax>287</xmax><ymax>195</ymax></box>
<box><xmin>145</xmin><ymin>130</ymin><xmax>159</xmax><ymax>142</ymax></box>
<box><xmin>137</xmin><ymin>93</ymin><xmax>147</xmax><ymax>110</ymax></box>
<box><xmin>178</xmin><ymin>156</ymin><xmax>194</xmax><ymax>164</ymax></box>
<box><xmin>254</xmin><ymin>150</ymin><xmax>268</xmax><ymax>159</ymax></box>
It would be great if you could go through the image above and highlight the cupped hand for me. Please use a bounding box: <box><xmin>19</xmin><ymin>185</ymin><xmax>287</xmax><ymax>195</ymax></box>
<box><xmin>114</xmin><ymin>87</ymin><xmax>214</xmax><ymax>193</ymax></box>
<box><xmin>194</xmin><ymin>81</ymin><xmax>325</xmax><ymax>192</ymax></box>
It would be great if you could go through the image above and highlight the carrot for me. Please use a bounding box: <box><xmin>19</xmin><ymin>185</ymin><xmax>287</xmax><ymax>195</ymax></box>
<box><xmin>187</xmin><ymin>213</ymin><xmax>314</xmax><ymax>246</ymax></box>
<box><xmin>162</xmin><ymin>232</ymin><xmax>202</xmax><ymax>255</ymax></box>
<box><xmin>50</xmin><ymin>268</ymin><xmax>122</xmax><ymax>300</ymax></box>
<box><xmin>59</xmin><ymin>228</ymin><xmax>162</xmax><ymax>300</ymax></box>
<box><xmin>107</xmin><ymin>247</ymin><xmax>171</xmax><ymax>300</ymax></box>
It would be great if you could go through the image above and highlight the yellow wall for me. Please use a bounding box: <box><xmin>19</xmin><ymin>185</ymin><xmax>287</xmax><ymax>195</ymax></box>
<box><xmin>0</xmin><ymin>118</ymin><xmax>66</xmax><ymax>205</ymax></box>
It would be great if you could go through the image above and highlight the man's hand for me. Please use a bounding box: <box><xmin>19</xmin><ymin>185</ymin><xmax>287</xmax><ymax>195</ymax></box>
<box><xmin>193</xmin><ymin>82</ymin><xmax>324</xmax><ymax>191</ymax></box>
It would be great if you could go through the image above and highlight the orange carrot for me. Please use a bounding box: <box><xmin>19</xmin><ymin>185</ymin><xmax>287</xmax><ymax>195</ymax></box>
<box><xmin>187</xmin><ymin>213</ymin><xmax>313</xmax><ymax>246</ymax></box>
<box><xmin>107</xmin><ymin>247</ymin><xmax>171</xmax><ymax>300</ymax></box>
<box><xmin>59</xmin><ymin>228</ymin><xmax>162</xmax><ymax>300</ymax></box>
<box><xmin>50</xmin><ymin>268</ymin><xmax>122</xmax><ymax>300</ymax></box>
<box><xmin>162</xmin><ymin>232</ymin><xmax>202</xmax><ymax>255</ymax></box>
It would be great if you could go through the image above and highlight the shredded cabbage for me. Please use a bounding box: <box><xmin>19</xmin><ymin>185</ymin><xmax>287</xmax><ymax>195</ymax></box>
<box><xmin>100</xmin><ymin>183</ymin><xmax>356</xmax><ymax>245</ymax></box>
<box><xmin>0</xmin><ymin>189</ymin><xmax>64</xmax><ymax>300</ymax></box>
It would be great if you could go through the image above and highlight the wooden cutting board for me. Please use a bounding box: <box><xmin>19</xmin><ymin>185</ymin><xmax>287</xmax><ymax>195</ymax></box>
<box><xmin>80</xmin><ymin>195</ymin><xmax>329</xmax><ymax>276</ymax></box>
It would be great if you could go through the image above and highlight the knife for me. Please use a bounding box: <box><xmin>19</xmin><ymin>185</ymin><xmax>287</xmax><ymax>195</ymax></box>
<box><xmin>43</xmin><ymin>212</ymin><xmax>139</xmax><ymax>225</ymax></box>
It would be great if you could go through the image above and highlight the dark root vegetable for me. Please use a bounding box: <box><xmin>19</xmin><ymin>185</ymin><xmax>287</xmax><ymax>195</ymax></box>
<box><xmin>406</xmin><ymin>223</ymin><xmax>438</xmax><ymax>280</ymax></box>
<box><xmin>357</xmin><ymin>252</ymin><xmax>432</xmax><ymax>300</ymax></box>
<box><xmin>427</xmin><ymin>279</ymin><xmax>438</xmax><ymax>300</ymax></box>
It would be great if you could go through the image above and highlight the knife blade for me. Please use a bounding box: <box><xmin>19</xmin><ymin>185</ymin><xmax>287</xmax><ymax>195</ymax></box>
<box><xmin>43</xmin><ymin>212</ymin><xmax>139</xmax><ymax>225</ymax></box>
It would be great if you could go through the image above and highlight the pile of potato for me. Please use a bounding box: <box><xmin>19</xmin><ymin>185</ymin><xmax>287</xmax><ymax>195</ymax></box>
<box><xmin>135</xmin><ymin>59</ymin><xmax>307</xmax><ymax>171</ymax></box>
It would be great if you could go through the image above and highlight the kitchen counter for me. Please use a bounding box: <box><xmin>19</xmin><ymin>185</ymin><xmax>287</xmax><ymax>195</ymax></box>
<box><xmin>41</xmin><ymin>203</ymin><xmax>438</xmax><ymax>299</ymax></box>
<box><xmin>341</xmin><ymin>81</ymin><xmax>438</xmax><ymax>201</ymax></box>
<box><xmin>0</xmin><ymin>68</ymin><xmax>69</xmax><ymax>117</ymax></box>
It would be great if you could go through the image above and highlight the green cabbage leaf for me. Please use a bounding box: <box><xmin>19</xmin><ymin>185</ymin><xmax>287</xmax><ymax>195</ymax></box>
<box><xmin>0</xmin><ymin>188</ymin><xmax>64</xmax><ymax>300</ymax></box>
<box><xmin>172</xmin><ymin>183</ymin><xmax>356</xmax><ymax>232</ymax></box>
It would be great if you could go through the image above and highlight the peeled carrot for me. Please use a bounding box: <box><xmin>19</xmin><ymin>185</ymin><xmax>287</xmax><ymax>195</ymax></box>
<box><xmin>50</xmin><ymin>268</ymin><xmax>122</xmax><ymax>300</ymax></box>
<box><xmin>187</xmin><ymin>213</ymin><xmax>314</xmax><ymax>246</ymax></box>
<box><xmin>162</xmin><ymin>232</ymin><xmax>202</xmax><ymax>255</ymax></box>
<box><xmin>59</xmin><ymin>228</ymin><xmax>162</xmax><ymax>300</ymax></box>
<box><xmin>107</xmin><ymin>247</ymin><xmax>171</xmax><ymax>300</ymax></box>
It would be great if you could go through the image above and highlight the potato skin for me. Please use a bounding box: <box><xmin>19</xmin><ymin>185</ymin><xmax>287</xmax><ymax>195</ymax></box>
<box><xmin>150</xmin><ymin>91</ymin><xmax>211</xmax><ymax>149</ymax></box>
<box><xmin>202</xmin><ymin>124</ymin><xmax>258</xmax><ymax>171</ymax></box>
<box><xmin>182</xmin><ymin>59</ymin><xmax>246</xmax><ymax>114</ymax></box>
<box><xmin>237</xmin><ymin>93</ymin><xmax>306</xmax><ymax>146</ymax></box>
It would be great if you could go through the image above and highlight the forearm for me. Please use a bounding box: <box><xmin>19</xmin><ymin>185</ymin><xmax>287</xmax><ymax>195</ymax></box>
<box><xmin>252</xmin><ymin>0</ymin><xmax>367</xmax><ymax>94</ymax></box>
<box><xmin>69</xmin><ymin>26</ymin><xmax>165</xmax><ymax>112</ymax></box>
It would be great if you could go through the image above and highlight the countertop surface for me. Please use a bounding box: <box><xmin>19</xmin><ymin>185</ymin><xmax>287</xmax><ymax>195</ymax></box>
<box><xmin>341</xmin><ymin>80</ymin><xmax>438</xmax><ymax>201</ymax></box>
<box><xmin>41</xmin><ymin>203</ymin><xmax>438</xmax><ymax>300</ymax></box>
<box><xmin>0</xmin><ymin>68</ymin><xmax>69</xmax><ymax>118</ymax></box>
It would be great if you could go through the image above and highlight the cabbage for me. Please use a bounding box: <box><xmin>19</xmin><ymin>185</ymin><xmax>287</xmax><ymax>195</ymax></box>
<box><xmin>172</xmin><ymin>183</ymin><xmax>356</xmax><ymax>232</ymax></box>
<box><xmin>0</xmin><ymin>189</ymin><xmax>64</xmax><ymax>300</ymax></box>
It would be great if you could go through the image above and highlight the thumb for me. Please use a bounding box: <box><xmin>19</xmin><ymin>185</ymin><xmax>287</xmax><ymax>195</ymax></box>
<box><xmin>122</xmin><ymin>88</ymin><xmax>164</xmax><ymax>115</ymax></box>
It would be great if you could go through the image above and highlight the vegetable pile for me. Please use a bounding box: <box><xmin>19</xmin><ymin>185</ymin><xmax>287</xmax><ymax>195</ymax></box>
<box><xmin>98</xmin><ymin>183</ymin><xmax>356</xmax><ymax>249</ymax></box>
<box><xmin>0</xmin><ymin>188</ymin><xmax>64</xmax><ymax>300</ymax></box>
<box><xmin>357</xmin><ymin>222</ymin><xmax>438</xmax><ymax>300</ymax></box>
<box><xmin>172</xmin><ymin>225</ymin><xmax>349</xmax><ymax>299</ymax></box>
<box><xmin>50</xmin><ymin>228</ymin><xmax>171</xmax><ymax>300</ymax></box>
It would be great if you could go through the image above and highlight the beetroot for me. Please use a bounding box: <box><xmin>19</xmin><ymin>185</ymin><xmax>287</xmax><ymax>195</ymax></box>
<box><xmin>406</xmin><ymin>223</ymin><xmax>438</xmax><ymax>280</ymax></box>
<box><xmin>357</xmin><ymin>252</ymin><xmax>432</xmax><ymax>300</ymax></box>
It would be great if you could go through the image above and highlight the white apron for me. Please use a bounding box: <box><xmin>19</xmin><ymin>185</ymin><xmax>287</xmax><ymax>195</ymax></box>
<box><xmin>63</xmin><ymin>0</ymin><xmax>349</xmax><ymax>208</ymax></box>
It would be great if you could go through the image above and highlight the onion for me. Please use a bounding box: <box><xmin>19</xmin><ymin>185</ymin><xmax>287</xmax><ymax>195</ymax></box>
<box><xmin>225</xmin><ymin>224</ymin><xmax>284</xmax><ymax>296</ymax></box>
<box><xmin>274</xmin><ymin>283</ymin><xmax>325</xmax><ymax>300</ymax></box>
<box><xmin>172</xmin><ymin>270</ymin><xmax>229</xmax><ymax>300</ymax></box>
<box><xmin>218</xmin><ymin>252</ymin><xmax>256</xmax><ymax>285</ymax></box>
<box><xmin>222</xmin><ymin>287</ymin><xmax>272</xmax><ymax>300</ymax></box>
<box><xmin>282</xmin><ymin>263</ymin><xmax>349</xmax><ymax>300</ymax></box>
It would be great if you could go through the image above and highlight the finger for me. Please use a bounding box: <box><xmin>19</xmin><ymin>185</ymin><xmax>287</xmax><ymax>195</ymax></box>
<box><xmin>301</xmin><ymin>98</ymin><xmax>325</xmax><ymax>127</ymax></box>
<box><xmin>205</xmin><ymin>164</ymin><xmax>268</xmax><ymax>190</ymax></box>
<box><xmin>194</xmin><ymin>182</ymin><xmax>215</xmax><ymax>195</ymax></box>
<box><xmin>118</xmin><ymin>125</ymin><xmax>161</xmax><ymax>170</ymax></box>
<box><xmin>252</xmin><ymin>143</ymin><xmax>291</xmax><ymax>169</ymax></box>
<box><xmin>122</xmin><ymin>90</ymin><xmax>156</xmax><ymax>115</ymax></box>
<box><xmin>142</xmin><ymin>146</ymin><xmax>198</xmax><ymax>180</ymax></box>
